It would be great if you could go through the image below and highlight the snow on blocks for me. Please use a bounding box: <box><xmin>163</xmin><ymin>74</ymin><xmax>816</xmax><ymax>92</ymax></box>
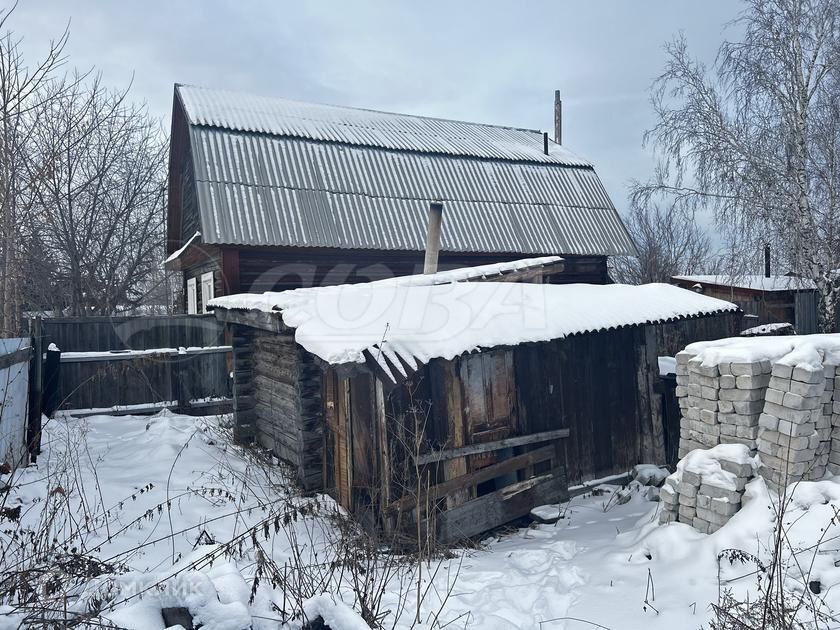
<box><xmin>659</xmin><ymin>444</ymin><xmax>757</xmax><ymax>533</ymax></box>
<box><xmin>674</xmin><ymin>335</ymin><xmax>840</xmax><ymax>490</ymax></box>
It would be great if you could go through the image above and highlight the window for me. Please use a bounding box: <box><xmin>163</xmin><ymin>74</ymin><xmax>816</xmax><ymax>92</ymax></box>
<box><xmin>200</xmin><ymin>272</ymin><xmax>215</xmax><ymax>313</ymax></box>
<box><xmin>187</xmin><ymin>277</ymin><xmax>197</xmax><ymax>314</ymax></box>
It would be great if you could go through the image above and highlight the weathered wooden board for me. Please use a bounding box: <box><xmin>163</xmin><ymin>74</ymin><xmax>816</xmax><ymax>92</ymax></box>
<box><xmin>416</xmin><ymin>428</ymin><xmax>570</xmax><ymax>465</ymax></box>
<box><xmin>435</xmin><ymin>468</ymin><xmax>569</xmax><ymax>543</ymax></box>
<box><xmin>392</xmin><ymin>444</ymin><xmax>556</xmax><ymax>512</ymax></box>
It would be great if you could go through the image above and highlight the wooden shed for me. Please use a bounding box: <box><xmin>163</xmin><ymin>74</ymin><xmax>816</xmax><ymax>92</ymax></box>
<box><xmin>213</xmin><ymin>260</ymin><xmax>742</xmax><ymax>542</ymax></box>
<box><xmin>671</xmin><ymin>274</ymin><xmax>819</xmax><ymax>334</ymax></box>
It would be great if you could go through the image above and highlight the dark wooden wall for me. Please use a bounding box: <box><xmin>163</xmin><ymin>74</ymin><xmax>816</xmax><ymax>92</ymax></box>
<box><xmin>654</xmin><ymin>312</ymin><xmax>743</xmax><ymax>357</ymax></box>
<box><xmin>514</xmin><ymin>328</ymin><xmax>655</xmax><ymax>484</ymax></box>
<box><xmin>181</xmin><ymin>248</ymin><xmax>609</xmax><ymax>305</ymax></box>
<box><xmin>37</xmin><ymin>315</ymin><xmax>231</xmax><ymax>412</ymax></box>
<box><xmin>244</xmin><ymin>329</ymin><xmax>323</xmax><ymax>490</ymax></box>
<box><xmin>41</xmin><ymin>314</ymin><xmax>224</xmax><ymax>351</ymax></box>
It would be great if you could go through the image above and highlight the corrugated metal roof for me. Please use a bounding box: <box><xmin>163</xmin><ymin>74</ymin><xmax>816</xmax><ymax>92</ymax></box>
<box><xmin>178</xmin><ymin>84</ymin><xmax>590</xmax><ymax>166</ymax></box>
<box><xmin>189</xmin><ymin>127</ymin><xmax>634</xmax><ymax>254</ymax></box>
<box><xmin>176</xmin><ymin>85</ymin><xmax>636</xmax><ymax>256</ymax></box>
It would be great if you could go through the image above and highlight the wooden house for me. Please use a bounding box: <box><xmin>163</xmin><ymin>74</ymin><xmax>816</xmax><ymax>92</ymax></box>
<box><xmin>211</xmin><ymin>260</ymin><xmax>741</xmax><ymax>542</ymax></box>
<box><xmin>165</xmin><ymin>85</ymin><xmax>636</xmax><ymax>312</ymax></box>
<box><xmin>670</xmin><ymin>275</ymin><xmax>819</xmax><ymax>334</ymax></box>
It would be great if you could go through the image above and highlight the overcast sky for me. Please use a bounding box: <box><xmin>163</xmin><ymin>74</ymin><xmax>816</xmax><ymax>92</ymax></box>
<box><xmin>11</xmin><ymin>1</ymin><xmax>742</xmax><ymax>213</ymax></box>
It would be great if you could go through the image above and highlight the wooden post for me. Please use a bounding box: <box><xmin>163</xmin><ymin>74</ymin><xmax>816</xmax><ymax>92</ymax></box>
<box><xmin>443</xmin><ymin>361</ymin><xmax>470</xmax><ymax>509</ymax></box>
<box><xmin>42</xmin><ymin>345</ymin><xmax>61</xmax><ymax>417</ymax></box>
<box><xmin>232</xmin><ymin>324</ymin><xmax>257</xmax><ymax>444</ymax></box>
<box><xmin>27</xmin><ymin>318</ymin><xmax>44</xmax><ymax>461</ymax></box>
<box><xmin>554</xmin><ymin>89</ymin><xmax>562</xmax><ymax>145</ymax></box>
<box><xmin>423</xmin><ymin>202</ymin><xmax>444</xmax><ymax>275</ymax></box>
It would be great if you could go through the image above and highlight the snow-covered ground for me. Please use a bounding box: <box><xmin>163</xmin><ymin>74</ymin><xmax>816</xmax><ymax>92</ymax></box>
<box><xmin>2</xmin><ymin>412</ymin><xmax>840</xmax><ymax>629</ymax></box>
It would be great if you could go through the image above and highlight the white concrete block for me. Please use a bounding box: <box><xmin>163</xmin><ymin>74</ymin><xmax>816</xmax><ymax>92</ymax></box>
<box><xmin>736</xmin><ymin>374</ymin><xmax>770</xmax><ymax>389</ymax></box>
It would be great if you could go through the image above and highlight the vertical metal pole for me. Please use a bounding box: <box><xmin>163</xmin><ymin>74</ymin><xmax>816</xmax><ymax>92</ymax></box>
<box><xmin>423</xmin><ymin>202</ymin><xmax>444</xmax><ymax>275</ymax></box>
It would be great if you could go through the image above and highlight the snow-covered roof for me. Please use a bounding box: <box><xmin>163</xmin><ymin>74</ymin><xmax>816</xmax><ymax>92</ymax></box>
<box><xmin>178</xmin><ymin>85</ymin><xmax>588</xmax><ymax>166</ymax></box>
<box><xmin>210</xmin><ymin>267</ymin><xmax>739</xmax><ymax>381</ymax></box>
<box><xmin>672</xmin><ymin>274</ymin><xmax>816</xmax><ymax>292</ymax></box>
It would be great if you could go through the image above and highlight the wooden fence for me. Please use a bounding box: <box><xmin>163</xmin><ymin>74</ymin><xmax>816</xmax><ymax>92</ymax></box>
<box><xmin>0</xmin><ymin>338</ymin><xmax>33</xmax><ymax>468</ymax></box>
<box><xmin>35</xmin><ymin>315</ymin><xmax>232</xmax><ymax>415</ymax></box>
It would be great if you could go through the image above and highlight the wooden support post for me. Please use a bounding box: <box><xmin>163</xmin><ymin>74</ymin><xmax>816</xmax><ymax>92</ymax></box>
<box><xmin>42</xmin><ymin>345</ymin><xmax>61</xmax><ymax>417</ymax></box>
<box><xmin>443</xmin><ymin>361</ymin><xmax>469</xmax><ymax>509</ymax></box>
<box><xmin>232</xmin><ymin>324</ymin><xmax>257</xmax><ymax>444</ymax></box>
<box><xmin>27</xmin><ymin>318</ymin><xmax>44</xmax><ymax>461</ymax></box>
<box><xmin>635</xmin><ymin>326</ymin><xmax>666</xmax><ymax>465</ymax></box>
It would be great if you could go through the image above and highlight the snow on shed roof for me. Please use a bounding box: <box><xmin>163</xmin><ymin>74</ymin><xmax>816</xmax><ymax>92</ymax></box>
<box><xmin>178</xmin><ymin>85</ymin><xmax>588</xmax><ymax>166</ymax></box>
<box><xmin>672</xmin><ymin>275</ymin><xmax>816</xmax><ymax>292</ymax></box>
<box><xmin>210</xmin><ymin>269</ymin><xmax>739</xmax><ymax>382</ymax></box>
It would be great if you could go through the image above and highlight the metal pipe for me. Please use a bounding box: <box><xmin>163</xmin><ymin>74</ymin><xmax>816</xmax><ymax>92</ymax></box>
<box><xmin>423</xmin><ymin>201</ymin><xmax>444</xmax><ymax>274</ymax></box>
<box><xmin>554</xmin><ymin>89</ymin><xmax>562</xmax><ymax>145</ymax></box>
<box><xmin>764</xmin><ymin>244</ymin><xmax>771</xmax><ymax>278</ymax></box>
<box><xmin>543</xmin><ymin>132</ymin><xmax>549</xmax><ymax>156</ymax></box>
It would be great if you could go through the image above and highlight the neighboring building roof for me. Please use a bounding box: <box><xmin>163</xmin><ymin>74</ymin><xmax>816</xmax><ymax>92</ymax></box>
<box><xmin>672</xmin><ymin>275</ymin><xmax>816</xmax><ymax>292</ymax></box>
<box><xmin>174</xmin><ymin>85</ymin><xmax>636</xmax><ymax>257</ymax></box>
<box><xmin>210</xmin><ymin>263</ymin><xmax>739</xmax><ymax>382</ymax></box>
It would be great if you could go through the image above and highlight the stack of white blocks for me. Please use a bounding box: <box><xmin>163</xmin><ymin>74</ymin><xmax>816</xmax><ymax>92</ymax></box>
<box><xmin>758</xmin><ymin>362</ymin><xmax>835</xmax><ymax>487</ymax></box>
<box><xmin>676</xmin><ymin>352</ymin><xmax>770</xmax><ymax>458</ymax></box>
<box><xmin>676</xmin><ymin>351</ymin><xmax>840</xmax><ymax>490</ymax></box>
<box><xmin>659</xmin><ymin>446</ymin><xmax>754</xmax><ymax>533</ymax></box>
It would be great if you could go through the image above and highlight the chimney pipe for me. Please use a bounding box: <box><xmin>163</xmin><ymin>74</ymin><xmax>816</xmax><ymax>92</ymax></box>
<box><xmin>764</xmin><ymin>244</ymin><xmax>771</xmax><ymax>278</ymax></box>
<box><xmin>554</xmin><ymin>89</ymin><xmax>562</xmax><ymax>144</ymax></box>
<box><xmin>423</xmin><ymin>201</ymin><xmax>444</xmax><ymax>274</ymax></box>
<box><xmin>543</xmin><ymin>132</ymin><xmax>549</xmax><ymax>155</ymax></box>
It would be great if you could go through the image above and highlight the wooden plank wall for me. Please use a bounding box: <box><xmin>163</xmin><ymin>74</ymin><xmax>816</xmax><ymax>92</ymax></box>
<box><xmin>250</xmin><ymin>330</ymin><xmax>323</xmax><ymax>490</ymax></box>
<box><xmin>236</xmin><ymin>249</ymin><xmax>609</xmax><ymax>294</ymax></box>
<box><xmin>654</xmin><ymin>312</ymin><xmax>743</xmax><ymax>357</ymax></box>
<box><xmin>40</xmin><ymin>315</ymin><xmax>231</xmax><ymax>412</ymax></box>
<box><xmin>514</xmin><ymin>327</ymin><xmax>646</xmax><ymax>485</ymax></box>
<box><xmin>41</xmin><ymin>314</ymin><xmax>224</xmax><ymax>351</ymax></box>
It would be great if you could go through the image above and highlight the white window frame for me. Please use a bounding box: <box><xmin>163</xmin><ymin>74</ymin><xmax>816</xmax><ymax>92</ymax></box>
<box><xmin>186</xmin><ymin>277</ymin><xmax>198</xmax><ymax>314</ymax></box>
<box><xmin>200</xmin><ymin>271</ymin><xmax>215</xmax><ymax>313</ymax></box>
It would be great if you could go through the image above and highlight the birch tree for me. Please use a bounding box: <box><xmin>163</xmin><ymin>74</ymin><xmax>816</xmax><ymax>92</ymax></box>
<box><xmin>633</xmin><ymin>0</ymin><xmax>840</xmax><ymax>330</ymax></box>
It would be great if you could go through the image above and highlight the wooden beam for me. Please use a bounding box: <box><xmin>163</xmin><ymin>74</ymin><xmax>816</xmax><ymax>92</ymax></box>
<box><xmin>0</xmin><ymin>346</ymin><xmax>31</xmax><ymax>371</ymax></box>
<box><xmin>391</xmin><ymin>444</ymin><xmax>555</xmax><ymax>512</ymax></box>
<box><xmin>459</xmin><ymin>259</ymin><xmax>565</xmax><ymax>284</ymax></box>
<box><xmin>213</xmin><ymin>308</ymin><xmax>288</xmax><ymax>334</ymax></box>
<box><xmin>435</xmin><ymin>467</ymin><xmax>568</xmax><ymax>543</ymax></box>
<box><xmin>442</xmin><ymin>361</ymin><xmax>469</xmax><ymax>508</ymax></box>
<box><xmin>415</xmin><ymin>428</ymin><xmax>570</xmax><ymax>465</ymax></box>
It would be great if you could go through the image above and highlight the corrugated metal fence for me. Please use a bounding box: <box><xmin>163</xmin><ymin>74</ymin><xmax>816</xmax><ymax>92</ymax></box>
<box><xmin>0</xmin><ymin>338</ymin><xmax>32</xmax><ymax>468</ymax></box>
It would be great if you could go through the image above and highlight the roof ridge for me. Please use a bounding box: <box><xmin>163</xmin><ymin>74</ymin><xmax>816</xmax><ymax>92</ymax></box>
<box><xmin>177</xmin><ymin>83</ymin><xmax>545</xmax><ymax>136</ymax></box>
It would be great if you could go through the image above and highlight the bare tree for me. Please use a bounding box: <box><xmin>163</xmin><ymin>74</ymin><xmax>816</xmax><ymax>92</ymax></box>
<box><xmin>27</xmin><ymin>77</ymin><xmax>167</xmax><ymax>316</ymax></box>
<box><xmin>0</xmin><ymin>2</ymin><xmax>68</xmax><ymax>336</ymax></box>
<box><xmin>632</xmin><ymin>0</ymin><xmax>840</xmax><ymax>330</ymax></box>
<box><xmin>611</xmin><ymin>203</ymin><xmax>715</xmax><ymax>284</ymax></box>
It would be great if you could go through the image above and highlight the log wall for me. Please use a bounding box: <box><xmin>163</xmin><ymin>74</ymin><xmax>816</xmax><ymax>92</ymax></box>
<box><xmin>250</xmin><ymin>330</ymin><xmax>323</xmax><ymax>490</ymax></box>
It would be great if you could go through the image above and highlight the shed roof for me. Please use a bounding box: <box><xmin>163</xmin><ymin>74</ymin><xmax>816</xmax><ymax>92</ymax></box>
<box><xmin>175</xmin><ymin>85</ymin><xmax>635</xmax><ymax>256</ymax></box>
<box><xmin>210</xmin><ymin>262</ymin><xmax>739</xmax><ymax>382</ymax></box>
<box><xmin>672</xmin><ymin>275</ymin><xmax>816</xmax><ymax>292</ymax></box>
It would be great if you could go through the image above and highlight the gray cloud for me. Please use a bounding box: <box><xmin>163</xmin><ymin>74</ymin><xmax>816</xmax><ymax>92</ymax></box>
<box><xmin>10</xmin><ymin>0</ymin><xmax>741</xmax><ymax>212</ymax></box>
